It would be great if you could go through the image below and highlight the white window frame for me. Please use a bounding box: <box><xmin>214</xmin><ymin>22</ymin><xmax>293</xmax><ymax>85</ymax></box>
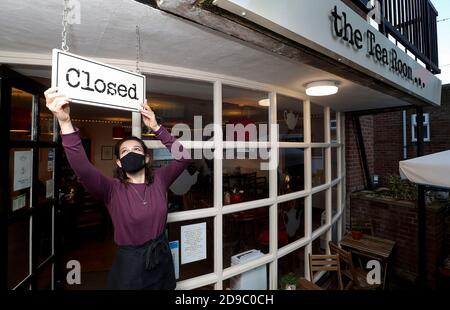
<box><xmin>127</xmin><ymin>63</ymin><xmax>346</xmax><ymax>290</ymax></box>
<box><xmin>411</xmin><ymin>113</ymin><xmax>430</xmax><ymax>142</ymax></box>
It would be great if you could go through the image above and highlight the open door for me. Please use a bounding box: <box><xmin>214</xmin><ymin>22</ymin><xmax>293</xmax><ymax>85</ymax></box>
<box><xmin>0</xmin><ymin>65</ymin><xmax>62</xmax><ymax>290</ymax></box>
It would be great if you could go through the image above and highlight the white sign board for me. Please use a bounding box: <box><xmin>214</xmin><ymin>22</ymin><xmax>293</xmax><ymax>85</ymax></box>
<box><xmin>214</xmin><ymin>0</ymin><xmax>442</xmax><ymax>106</ymax></box>
<box><xmin>51</xmin><ymin>49</ymin><xmax>146</xmax><ymax>111</ymax></box>
<box><xmin>13</xmin><ymin>150</ymin><xmax>32</xmax><ymax>192</ymax></box>
<box><xmin>181</xmin><ymin>222</ymin><xmax>207</xmax><ymax>264</ymax></box>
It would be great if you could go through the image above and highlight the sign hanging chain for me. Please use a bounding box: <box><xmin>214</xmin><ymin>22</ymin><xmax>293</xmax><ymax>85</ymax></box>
<box><xmin>135</xmin><ymin>25</ymin><xmax>142</xmax><ymax>73</ymax></box>
<box><xmin>61</xmin><ymin>0</ymin><xmax>70</xmax><ymax>51</ymax></box>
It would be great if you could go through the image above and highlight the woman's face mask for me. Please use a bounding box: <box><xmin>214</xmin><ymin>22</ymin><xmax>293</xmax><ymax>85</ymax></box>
<box><xmin>120</xmin><ymin>152</ymin><xmax>146</xmax><ymax>173</ymax></box>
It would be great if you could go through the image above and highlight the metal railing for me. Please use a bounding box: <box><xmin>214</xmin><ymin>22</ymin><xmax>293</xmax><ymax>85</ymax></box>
<box><xmin>349</xmin><ymin>0</ymin><xmax>440</xmax><ymax>74</ymax></box>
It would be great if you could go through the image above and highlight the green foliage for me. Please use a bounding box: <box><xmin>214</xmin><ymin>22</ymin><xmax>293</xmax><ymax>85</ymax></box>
<box><xmin>280</xmin><ymin>272</ymin><xmax>297</xmax><ymax>288</ymax></box>
<box><xmin>387</xmin><ymin>175</ymin><xmax>418</xmax><ymax>201</ymax></box>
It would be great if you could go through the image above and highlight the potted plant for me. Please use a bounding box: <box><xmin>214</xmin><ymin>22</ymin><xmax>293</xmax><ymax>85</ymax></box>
<box><xmin>280</xmin><ymin>272</ymin><xmax>297</xmax><ymax>290</ymax></box>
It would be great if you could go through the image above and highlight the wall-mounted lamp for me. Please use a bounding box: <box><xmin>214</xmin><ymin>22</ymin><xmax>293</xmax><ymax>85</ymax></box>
<box><xmin>305</xmin><ymin>81</ymin><xmax>339</xmax><ymax>97</ymax></box>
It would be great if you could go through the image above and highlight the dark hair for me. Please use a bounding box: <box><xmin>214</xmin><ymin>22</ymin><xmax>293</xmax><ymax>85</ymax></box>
<box><xmin>114</xmin><ymin>136</ymin><xmax>153</xmax><ymax>185</ymax></box>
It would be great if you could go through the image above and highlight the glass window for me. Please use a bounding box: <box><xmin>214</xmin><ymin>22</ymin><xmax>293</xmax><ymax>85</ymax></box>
<box><xmin>332</xmin><ymin>185</ymin><xmax>338</xmax><ymax>216</ymax></box>
<box><xmin>223</xmin><ymin>85</ymin><xmax>269</xmax><ymax>142</ymax></box>
<box><xmin>279</xmin><ymin>148</ymin><xmax>304</xmax><ymax>195</ymax></box>
<box><xmin>411</xmin><ymin>113</ymin><xmax>430</xmax><ymax>142</ymax></box>
<box><xmin>8</xmin><ymin>217</ymin><xmax>30</xmax><ymax>288</ymax></box>
<box><xmin>313</xmin><ymin>234</ymin><xmax>327</xmax><ymax>255</ymax></box>
<box><xmin>223</xmin><ymin>207</ymin><xmax>269</xmax><ymax>269</ymax></box>
<box><xmin>331</xmin><ymin>147</ymin><xmax>338</xmax><ymax>181</ymax></box>
<box><xmin>33</xmin><ymin>206</ymin><xmax>53</xmax><ymax>266</ymax></box>
<box><xmin>277</xmin><ymin>95</ymin><xmax>304</xmax><ymax>142</ymax></box>
<box><xmin>36</xmin><ymin>266</ymin><xmax>53</xmax><ymax>290</ymax></box>
<box><xmin>10</xmin><ymin>88</ymin><xmax>33</xmax><ymax>140</ymax></box>
<box><xmin>10</xmin><ymin>148</ymin><xmax>33</xmax><ymax>212</ymax></box>
<box><xmin>278</xmin><ymin>247</ymin><xmax>305</xmax><ymax>289</ymax></box>
<box><xmin>167</xmin><ymin>218</ymin><xmax>214</xmax><ymax>281</ymax></box>
<box><xmin>223</xmin><ymin>156</ymin><xmax>269</xmax><ymax>204</ymax></box>
<box><xmin>143</xmin><ymin>76</ymin><xmax>213</xmax><ymax>141</ymax></box>
<box><xmin>312</xmin><ymin>190</ymin><xmax>326</xmax><ymax>232</ymax></box>
<box><xmin>224</xmin><ymin>264</ymin><xmax>269</xmax><ymax>290</ymax></box>
<box><xmin>311</xmin><ymin>103</ymin><xmax>325</xmax><ymax>143</ymax></box>
<box><xmin>151</xmin><ymin>149</ymin><xmax>214</xmax><ymax>213</ymax></box>
<box><xmin>38</xmin><ymin>148</ymin><xmax>55</xmax><ymax>204</ymax></box>
<box><xmin>311</xmin><ymin>148</ymin><xmax>325</xmax><ymax>188</ymax></box>
<box><xmin>39</xmin><ymin>97</ymin><xmax>55</xmax><ymax>142</ymax></box>
<box><xmin>278</xmin><ymin>198</ymin><xmax>305</xmax><ymax>249</ymax></box>
<box><xmin>330</xmin><ymin>109</ymin><xmax>337</xmax><ymax>143</ymax></box>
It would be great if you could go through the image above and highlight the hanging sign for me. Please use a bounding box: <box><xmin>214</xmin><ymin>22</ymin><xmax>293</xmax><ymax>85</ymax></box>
<box><xmin>51</xmin><ymin>49</ymin><xmax>146</xmax><ymax>111</ymax></box>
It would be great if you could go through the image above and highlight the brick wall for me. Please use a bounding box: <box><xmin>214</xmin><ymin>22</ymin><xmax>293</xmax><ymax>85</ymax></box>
<box><xmin>351</xmin><ymin>193</ymin><xmax>447</xmax><ymax>288</ymax></box>
<box><xmin>370</xmin><ymin>85</ymin><xmax>450</xmax><ymax>186</ymax></box>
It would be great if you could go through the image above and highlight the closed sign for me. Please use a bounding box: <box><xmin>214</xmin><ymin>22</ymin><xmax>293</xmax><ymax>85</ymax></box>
<box><xmin>51</xmin><ymin>49</ymin><xmax>145</xmax><ymax>111</ymax></box>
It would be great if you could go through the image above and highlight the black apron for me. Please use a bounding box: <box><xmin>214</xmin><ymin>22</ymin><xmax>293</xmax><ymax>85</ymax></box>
<box><xmin>107</xmin><ymin>234</ymin><xmax>176</xmax><ymax>290</ymax></box>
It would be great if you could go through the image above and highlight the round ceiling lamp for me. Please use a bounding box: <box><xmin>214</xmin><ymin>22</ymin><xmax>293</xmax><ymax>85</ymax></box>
<box><xmin>305</xmin><ymin>81</ymin><xmax>339</xmax><ymax>97</ymax></box>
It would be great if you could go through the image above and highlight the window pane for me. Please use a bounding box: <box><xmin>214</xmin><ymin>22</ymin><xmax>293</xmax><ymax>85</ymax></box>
<box><xmin>278</xmin><ymin>247</ymin><xmax>305</xmax><ymax>289</ymax></box>
<box><xmin>279</xmin><ymin>148</ymin><xmax>304</xmax><ymax>194</ymax></box>
<box><xmin>144</xmin><ymin>76</ymin><xmax>213</xmax><ymax>141</ymax></box>
<box><xmin>223</xmin><ymin>85</ymin><xmax>269</xmax><ymax>142</ymax></box>
<box><xmin>332</xmin><ymin>185</ymin><xmax>338</xmax><ymax>216</ymax></box>
<box><xmin>152</xmin><ymin>149</ymin><xmax>214</xmax><ymax>213</ymax></box>
<box><xmin>10</xmin><ymin>88</ymin><xmax>33</xmax><ymax>140</ymax></box>
<box><xmin>36</xmin><ymin>266</ymin><xmax>53</xmax><ymax>290</ymax></box>
<box><xmin>8</xmin><ymin>217</ymin><xmax>30</xmax><ymax>288</ymax></box>
<box><xmin>223</xmin><ymin>207</ymin><xmax>269</xmax><ymax>268</ymax></box>
<box><xmin>33</xmin><ymin>206</ymin><xmax>53</xmax><ymax>266</ymax></box>
<box><xmin>278</xmin><ymin>198</ymin><xmax>305</xmax><ymax>249</ymax></box>
<box><xmin>311</xmin><ymin>103</ymin><xmax>325</xmax><ymax>143</ymax></box>
<box><xmin>10</xmin><ymin>148</ymin><xmax>33</xmax><ymax>212</ymax></box>
<box><xmin>313</xmin><ymin>233</ymin><xmax>327</xmax><ymax>255</ymax></box>
<box><xmin>330</xmin><ymin>110</ymin><xmax>337</xmax><ymax>143</ymax></box>
<box><xmin>312</xmin><ymin>148</ymin><xmax>326</xmax><ymax>188</ymax></box>
<box><xmin>38</xmin><ymin>148</ymin><xmax>55</xmax><ymax>204</ymax></box>
<box><xmin>312</xmin><ymin>190</ymin><xmax>326</xmax><ymax>232</ymax></box>
<box><xmin>224</xmin><ymin>264</ymin><xmax>269</xmax><ymax>290</ymax></box>
<box><xmin>331</xmin><ymin>147</ymin><xmax>338</xmax><ymax>181</ymax></box>
<box><xmin>39</xmin><ymin>97</ymin><xmax>54</xmax><ymax>142</ymax></box>
<box><xmin>167</xmin><ymin>218</ymin><xmax>214</xmax><ymax>281</ymax></box>
<box><xmin>223</xmin><ymin>156</ymin><xmax>269</xmax><ymax>204</ymax></box>
<box><xmin>278</xmin><ymin>95</ymin><xmax>303</xmax><ymax>142</ymax></box>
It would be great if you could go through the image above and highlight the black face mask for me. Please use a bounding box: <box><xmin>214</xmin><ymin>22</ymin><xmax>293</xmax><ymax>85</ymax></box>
<box><xmin>120</xmin><ymin>152</ymin><xmax>146</xmax><ymax>173</ymax></box>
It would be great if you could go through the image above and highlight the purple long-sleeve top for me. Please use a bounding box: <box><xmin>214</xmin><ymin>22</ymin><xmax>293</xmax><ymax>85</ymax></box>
<box><xmin>61</xmin><ymin>126</ymin><xmax>191</xmax><ymax>246</ymax></box>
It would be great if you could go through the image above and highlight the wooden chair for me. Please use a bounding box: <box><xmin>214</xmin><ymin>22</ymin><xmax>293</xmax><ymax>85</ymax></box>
<box><xmin>328</xmin><ymin>241</ymin><xmax>381</xmax><ymax>290</ymax></box>
<box><xmin>308</xmin><ymin>254</ymin><xmax>343</xmax><ymax>290</ymax></box>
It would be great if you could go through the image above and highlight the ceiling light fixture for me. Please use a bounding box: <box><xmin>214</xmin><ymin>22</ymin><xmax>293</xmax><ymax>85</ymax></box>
<box><xmin>258</xmin><ymin>99</ymin><xmax>270</xmax><ymax>106</ymax></box>
<box><xmin>305</xmin><ymin>81</ymin><xmax>339</xmax><ymax>97</ymax></box>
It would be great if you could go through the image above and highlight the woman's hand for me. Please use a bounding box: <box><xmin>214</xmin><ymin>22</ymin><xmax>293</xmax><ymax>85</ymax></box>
<box><xmin>44</xmin><ymin>87</ymin><xmax>74</xmax><ymax>134</ymax></box>
<box><xmin>139</xmin><ymin>100</ymin><xmax>160</xmax><ymax>132</ymax></box>
<box><xmin>44</xmin><ymin>87</ymin><xmax>71</xmax><ymax>123</ymax></box>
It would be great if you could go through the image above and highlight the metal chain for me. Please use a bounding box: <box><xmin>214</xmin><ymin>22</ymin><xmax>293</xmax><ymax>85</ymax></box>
<box><xmin>61</xmin><ymin>0</ymin><xmax>69</xmax><ymax>51</ymax></box>
<box><xmin>135</xmin><ymin>25</ymin><xmax>142</xmax><ymax>73</ymax></box>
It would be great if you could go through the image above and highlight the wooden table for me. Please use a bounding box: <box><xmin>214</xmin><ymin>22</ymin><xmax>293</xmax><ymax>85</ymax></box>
<box><xmin>297</xmin><ymin>277</ymin><xmax>323</xmax><ymax>290</ymax></box>
<box><xmin>340</xmin><ymin>233</ymin><xmax>395</xmax><ymax>289</ymax></box>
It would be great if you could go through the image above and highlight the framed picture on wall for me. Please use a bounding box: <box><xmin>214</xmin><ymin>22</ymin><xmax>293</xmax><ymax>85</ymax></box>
<box><xmin>101</xmin><ymin>145</ymin><xmax>113</xmax><ymax>160</ymax></box>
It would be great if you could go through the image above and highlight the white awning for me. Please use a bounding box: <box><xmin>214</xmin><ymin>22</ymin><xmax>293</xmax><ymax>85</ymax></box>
<box><xmin>399</xmin><ymin>150</ymin><xmax>450</xmax><ymax>189</ymax></box>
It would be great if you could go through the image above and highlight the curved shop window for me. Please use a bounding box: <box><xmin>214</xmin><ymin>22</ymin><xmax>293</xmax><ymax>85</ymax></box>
<box><xmin>139</xmin><ymin>73</ymin><xmax>345</xmax><ymax>290</ymax></box>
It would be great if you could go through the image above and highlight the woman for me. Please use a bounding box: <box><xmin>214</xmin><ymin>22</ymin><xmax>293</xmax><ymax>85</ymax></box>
<box><xmin>44</xmin><ymin>87</ymin><xmax>190</xmax><ymax>290</ymax></box>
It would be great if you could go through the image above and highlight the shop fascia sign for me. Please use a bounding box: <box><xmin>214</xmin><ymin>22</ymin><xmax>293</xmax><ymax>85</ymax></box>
<box><xmin>213</xmin><ymin>0</ymin><xmax>442</xmax><ymax>106</ymax></box>
<box><xmin>51</xmin><ymin>49</ymin><xmax>145</xmax><ymax>111</ymax></box>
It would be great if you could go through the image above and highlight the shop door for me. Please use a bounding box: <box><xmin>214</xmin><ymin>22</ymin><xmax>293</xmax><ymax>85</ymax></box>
<box><xmin>0</xmin><ymin>65</ymin><xmax>62</xmax><ymax>290</ymax></box>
